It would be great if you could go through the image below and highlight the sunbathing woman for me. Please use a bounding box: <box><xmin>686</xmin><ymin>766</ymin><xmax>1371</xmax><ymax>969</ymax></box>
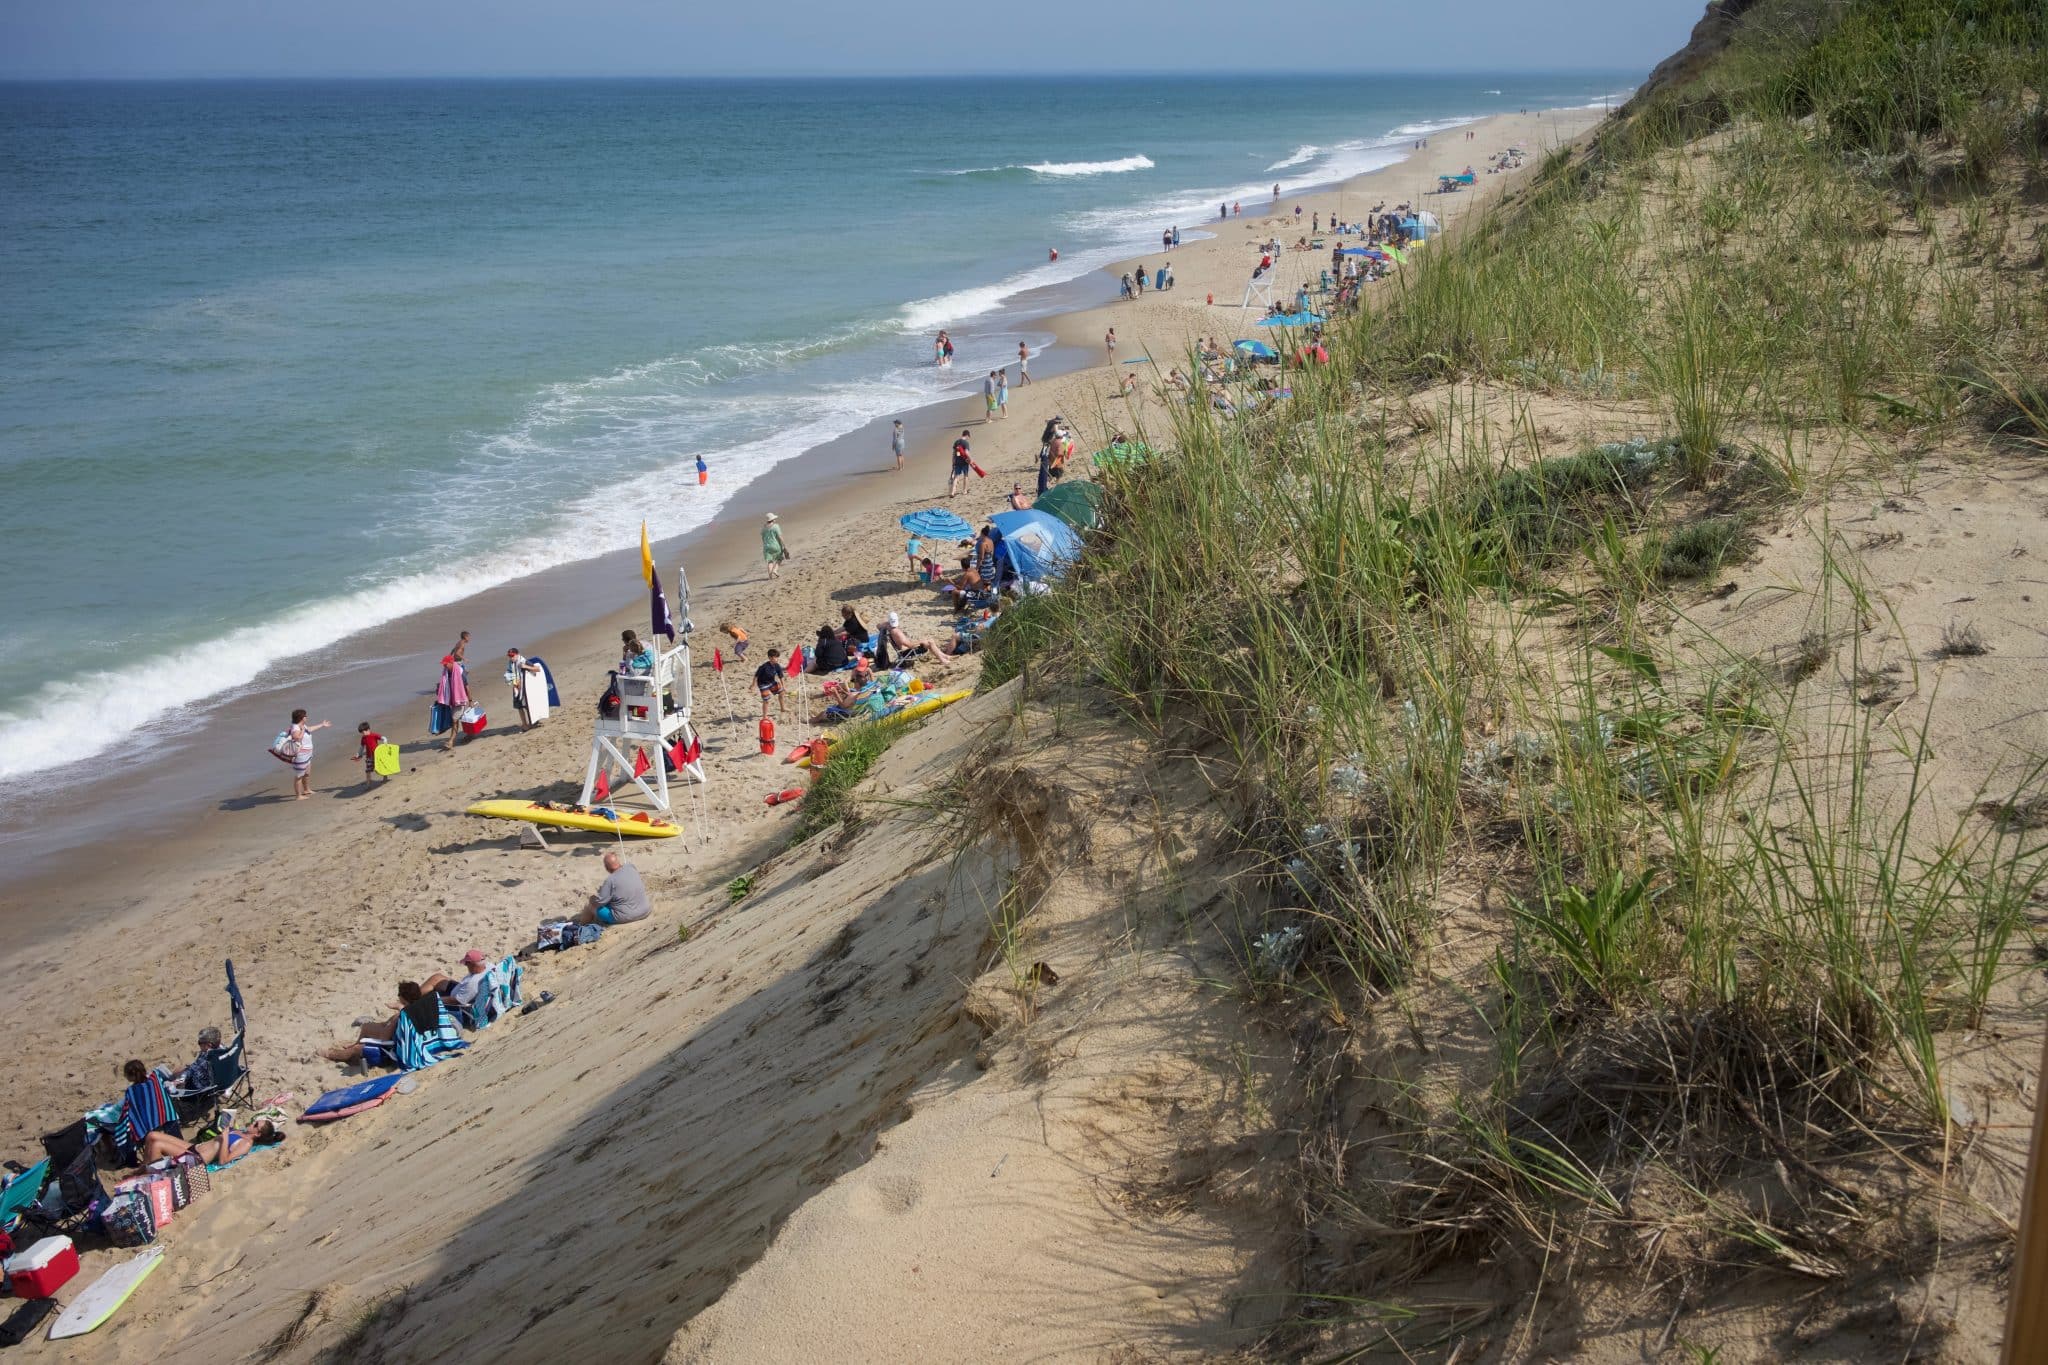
<box><xmin>883</xmin><ymin>612</ymin><xmax>952</xmax><ymax>661</ymax></box>
<box><xmin>319</xmin><ymin>981</ymin><xmax>432</xmax><ymax>1062</ymax></box>
<box><xmin>139</xmin><ymin>1119</ymin><xmax>285</xmax><ymax>1167</ymax></box>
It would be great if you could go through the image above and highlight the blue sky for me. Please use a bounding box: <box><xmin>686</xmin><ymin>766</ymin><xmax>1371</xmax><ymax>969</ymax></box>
<box><xmin>1</xmin><ymin>0</ymin><xmax>1703</xmax><ymax>78</ymax></box>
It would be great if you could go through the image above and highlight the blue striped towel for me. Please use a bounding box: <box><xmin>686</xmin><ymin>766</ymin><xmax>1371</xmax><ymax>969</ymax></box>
<box><xmin>120</xmin><ymin>1074</ymin><xmax>181</xmax><ymax>1150</ymax></box>
<box><xmin>452</xmin><ymin>957</ymin><xmax>523</xmax><ymax>1031</ymax></box>
<box><xmin>362</xmin><ymin>998</ymin><xmax>470</xmax><ymax>1071</ymax></box>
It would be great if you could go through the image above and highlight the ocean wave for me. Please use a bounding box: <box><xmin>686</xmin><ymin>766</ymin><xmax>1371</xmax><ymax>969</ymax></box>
<box><xmin>1266</xmin><ymin>145</ymin><xmax>1319</xmax><ymax>172</ymax></box>
<box><xmin>950</xmin><ymin>154</ymin><xmax>1154</xmax><ymax>178</ymax></box>
<box><xmin>0</xmin><ymin>357</ymin><xmax>934</xmax><ymax>788</ymax></box>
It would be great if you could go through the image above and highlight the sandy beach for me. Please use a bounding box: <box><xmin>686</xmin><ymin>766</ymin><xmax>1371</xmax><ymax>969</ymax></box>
<box><xmin>0</xmin><ymin>106</ymin><xmax>1601</xmax><ymax>1362</ymax></box>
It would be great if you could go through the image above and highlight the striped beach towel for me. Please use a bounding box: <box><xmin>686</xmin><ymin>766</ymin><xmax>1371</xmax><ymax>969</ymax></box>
<box><xmin>452</xmin><ymin>957</ymin><xmax>523</xmax><ymax>1031</ymax></box>
<box><xmin>119</xmin><ymin>1074</ymin><xmax>182</xmax><ymax>1152</ymax></box>
<box><xmin>361</xmin><ymin>998</ymin><xmax>469</xmax><ymax>1071</ymax></box>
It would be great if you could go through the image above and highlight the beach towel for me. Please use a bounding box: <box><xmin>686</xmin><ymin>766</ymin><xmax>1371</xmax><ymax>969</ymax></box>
<box><xmin>436</xmin><ymin>660</ymin><xmax>470</xmax><ymax>710</ymax></box>
<box><xmin>451</xmin><ymin>956</ymin><xmax>523</xmax><ymax>1031</ymax></box>
<box><xmin>118</xmin><ymin>1075</ymin><xmax>181</xmax><ymax>1155</ymax></box>
<box><xmin>302</xmin><ymin>1075</ymin><xmax>405</xmax><ymax>1123</ymax></box>
<box><xmin>360</xmin><ymin>998</ymin><xmax>469</xmax><ymax>1072</ymax></box>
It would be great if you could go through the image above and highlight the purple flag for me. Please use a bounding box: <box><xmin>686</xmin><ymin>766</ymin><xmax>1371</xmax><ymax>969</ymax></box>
<box><xmin>651</xmin><ymin>570</ymin><xmax>676</xmax><ymax>641</ymax></box>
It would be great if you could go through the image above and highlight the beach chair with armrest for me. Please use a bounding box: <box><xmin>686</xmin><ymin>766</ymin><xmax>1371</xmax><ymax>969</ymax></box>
<box><xmin>450</xmin><ymin>957</ymin><xmax>523</xmax><ymax>1031</ymax></box>
<box><xmin>169</xmin><ymin>1029</ymin><xmax>251</xmax><ymax>1125</ymax></box>
<box><xmin>0</xmin><ymin>1160</ymin><xmax>49</xmax><ymax>1235</ymax></box>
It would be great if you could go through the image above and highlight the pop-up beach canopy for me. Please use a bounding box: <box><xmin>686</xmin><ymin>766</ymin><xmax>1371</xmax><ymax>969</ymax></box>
<box><xmin>989</xmin><ymin>509</ymin><xmax>1081</xmax><ymax>583</ymax></box>
<box><xmin>899</xmin><ymin>508</ymin><xmax>976</xmax><ymax>541</ymax></box>
<box><xmin>1262</xmin><ymin>312</ymin><xmax>1327</xmax><ymax>327</ymax></box>
<box><xmin>1032</xmin><ymin>480</ymin><xmax>1102</xmax><ymax>531</ymax></box>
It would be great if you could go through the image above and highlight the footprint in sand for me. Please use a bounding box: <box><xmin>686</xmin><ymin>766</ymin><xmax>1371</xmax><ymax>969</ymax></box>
<box><xmin>845</xmin><ymin>1170</ymin><xmax>922</xmax><ymax>1218</ymax></box>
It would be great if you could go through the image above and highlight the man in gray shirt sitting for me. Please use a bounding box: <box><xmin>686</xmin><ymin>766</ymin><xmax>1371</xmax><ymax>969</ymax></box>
<box><xmin>573</xmin><ymin>849</ymin><xmax>653</xmax><ymax>927</ymax></box>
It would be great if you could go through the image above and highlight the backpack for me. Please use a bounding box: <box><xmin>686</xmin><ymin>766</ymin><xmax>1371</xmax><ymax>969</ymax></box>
<box><xmin>597</xmin><ymin>671</ymin><xmax>621</xmax><ymax>719</ymax></box>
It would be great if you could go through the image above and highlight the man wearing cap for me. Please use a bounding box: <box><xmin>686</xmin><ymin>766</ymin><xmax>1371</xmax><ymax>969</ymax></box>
<box><xmin>420</xmin><ymin>950</ymin><xmax>492</xmax><ymax>1010</ymax></box>
<box><xmin>573</xmin><ymin>849</ymin><xmax>653</xmax><ymax>927</ymax></box>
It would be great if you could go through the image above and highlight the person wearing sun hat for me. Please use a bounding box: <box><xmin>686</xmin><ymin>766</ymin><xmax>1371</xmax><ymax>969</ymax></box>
<box><xmin>761</xmin><ymin>512</ymin><xmax>788</xmax><ymax>579</ymax></box>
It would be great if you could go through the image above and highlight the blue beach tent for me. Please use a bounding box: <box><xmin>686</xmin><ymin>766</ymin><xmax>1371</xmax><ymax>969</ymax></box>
<box><xmin>1261</xmin><ymin>312</ymin><xmax>1327</xmax><ymax>328</ymax></box>
<box><xmin>988</xmin><ymin>509</ymin><xmax>1081</xmax><ymax>583</ymax></box>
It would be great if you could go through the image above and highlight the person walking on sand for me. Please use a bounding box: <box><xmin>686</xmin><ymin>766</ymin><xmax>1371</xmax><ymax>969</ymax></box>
<box><xmin>950</xmin><ymin>430</ymin><xmax>973</xmax><ymax>497</ymax></box>
<box><xmin>272</xmin><ymin>707</ymin><xmax>330</xmax><ymax>799</ymax></box>
<box><xmin>1134</xmin><ymin>262</ymin><xmax>1145</xmax><ymax>295</ymax></box>
<box><xmin>755</xmin><ymin>649</ymin><xmax>787</xmax><ymax>718</ymax></box>
<box><xmin>434</xmin><ymin>653</ymin><xmax>470</xmax><ymax>753</ymax></box>
<box><xmin>1017</xmin><ymin>340</ymin><xmax>1031</xmax><ymax>384</ymax></box>
<box><xmin>761</xmin><ymin>512</ymin><xmax>788</xmax><ymax>579</ymax></box>
<box><xmin>890</xmin><ymin>419</ymin><xmax>905</xmax><ymax>472</ymax></box>
<box><xmin>996</xmin><ymin>368</ymin><xmax>1009</xmax><ymax>419</ymax></box>
<box><xmin>983</xmin><ymin>370</ymin><xmax>997</xmax><ymax>423</ymax></box>
<box><xmin>1105</xmin><ymin>327</ymin><xmax>1117</xmax><ymax>361</ymax></box>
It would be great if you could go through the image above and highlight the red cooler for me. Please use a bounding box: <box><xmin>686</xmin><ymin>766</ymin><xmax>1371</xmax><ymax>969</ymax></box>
<box><xmin>4</xmin><ymin>1236</ymin><xmax>79</xmax><ymax>1299</ymax></box>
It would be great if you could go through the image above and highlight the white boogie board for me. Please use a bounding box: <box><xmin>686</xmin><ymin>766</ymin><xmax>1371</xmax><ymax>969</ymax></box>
<box><xmin>49</xmin><ymin>1246</ymin><xmax>165</xmax><ymax>1339</ymax></box>
<box><xmin>512</xmin><ymin>663</ymin><xmax>551</xmax><ymax>725</ymax></box>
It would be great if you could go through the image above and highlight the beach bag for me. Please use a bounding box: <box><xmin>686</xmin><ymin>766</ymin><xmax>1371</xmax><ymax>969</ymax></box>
<box><xmin>98</xmin><ymin>1190</ymin><xmax>156</xmax><ymax>1247</ymax></box>
<box><xmin>597</xmin><ymin>672</ymin><xmax>621</xmax><ymax>719</ymax></box>
<box><xmin>373</xmin><ymin>741</ymin><xmax>402</xmax><ymax>776</ymax></box>
<box><xmin>268</xmin><ymin>729</ymin><xmax>301</xmax><ymax>764</ymax></box>
<box><xmin>429</xmin><ymin>702</ymin><xmax>453</xmax><ymax>736</ymax></box>
<box><xmin>54</xmin><ymin>1144</ymin><xmax>105</xmax><ymax>1217</ymax></box>
<box><xmin>167</xmin><ymin>1167</ymin><xmax>192</xmax><ymax>1212</ymax></box>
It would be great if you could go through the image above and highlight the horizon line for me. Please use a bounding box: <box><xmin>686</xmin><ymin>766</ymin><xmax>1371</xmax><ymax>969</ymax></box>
<box><xmin>0</xmin><ymin>66</ymin><xmax>1644</xmax><ymax>84</ymax></box>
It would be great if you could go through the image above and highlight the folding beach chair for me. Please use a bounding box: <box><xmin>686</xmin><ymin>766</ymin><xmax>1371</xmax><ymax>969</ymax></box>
<box><xmin>450</xmin><ymin>957</ymin><xmax>523</xmax><ymax>1032</ymax></box>
<box><xmin>169</xmin><ymin>960</ymin><xmax>256</xmax><ymax>1126</ymax></box>
<box><xmin>0</xmin><ymin>1160</ymin><xmax>49</xmax><ymax>1235</ymax></box>
<box><xmin>361</xmin><ymin>996</ymin><xmax>469</xmax><ymax>1071</ymax></box>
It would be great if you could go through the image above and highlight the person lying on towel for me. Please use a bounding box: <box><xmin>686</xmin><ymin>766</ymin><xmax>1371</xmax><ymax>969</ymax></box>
<box><xmin>320</xmin><ymin>981</ymin><xmax>438</xmax><ymax>1063</ymax></box>
<box><xmin>139</xmin><ymin>1118</ymin><xmax>284</xmax><ymax>1167</ymax></box>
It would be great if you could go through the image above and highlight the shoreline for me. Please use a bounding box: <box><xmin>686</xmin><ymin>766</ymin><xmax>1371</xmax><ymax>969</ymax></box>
<box><xmin>0</xmin><ymin>104</ymin><xmax>1600</xmax><ymax>1128</ymax></box>
<box><xmin>0</xmin><ymin>103</ymin><xmax>1527</xmax><ymax>899</ymax></box>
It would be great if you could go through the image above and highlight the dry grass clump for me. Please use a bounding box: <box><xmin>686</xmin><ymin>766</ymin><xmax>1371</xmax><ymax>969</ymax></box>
<box><xmin>977</xmin><ymin>0</ymin><xmax>2048</xmax><ymax>1352</ymax></box>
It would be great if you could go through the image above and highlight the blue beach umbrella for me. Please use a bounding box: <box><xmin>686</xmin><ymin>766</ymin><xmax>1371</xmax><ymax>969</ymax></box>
<box><xmin>899</xmin><ymin>508</ymin><xmax>976</xmax><ymax>541</ymax></box>
<box><xmin>1232</xmin><ymin>339</ymin><xmax>1278</xmax><ymax>360</ymax></box>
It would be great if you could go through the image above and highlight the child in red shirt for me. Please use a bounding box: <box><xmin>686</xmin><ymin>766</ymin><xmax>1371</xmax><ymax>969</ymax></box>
<box><xmin>356</xmin><ymin>721</ymin><xmax>388</xmax><ymax>783</ymax></box>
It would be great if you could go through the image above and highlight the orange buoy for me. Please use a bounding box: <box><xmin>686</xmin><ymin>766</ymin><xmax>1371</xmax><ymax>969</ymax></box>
<box><xmin>1206</xmin><ymin>292</ymin><xmax>1214</xmax><ymax>305</ymax></box>
<box><xmin>758</xmin><ymin>716</ymin><xmax>776</xmax><ymax>755</ymax></box>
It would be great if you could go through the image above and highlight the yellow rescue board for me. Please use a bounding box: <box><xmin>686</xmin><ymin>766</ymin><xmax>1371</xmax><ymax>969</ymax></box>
<box><xmin>882</xmin><ymin>688</ymin><xmax>974</xmax><ymax>726</ymax></box>
<box><xmin>465</xmin><ymin>800</ymin><xmax>680</xmax><ymax>838</ymax></box>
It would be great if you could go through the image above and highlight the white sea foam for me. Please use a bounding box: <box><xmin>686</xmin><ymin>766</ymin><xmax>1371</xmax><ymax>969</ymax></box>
<box><xmin>0</xmin><ymin>348</ymin><xmax>934</xmax><ymax>788</ymax></box>
<box><xmin>1267</xmin><ymin>145</ymin><xmax>1319</xmax><ymax>172</ymax></box>
<box><xmin>1021</xmin><ymin>154</ymin><xmax>1153</xmax><ymax>176</ymax></box>
<box><xmin>949</xmin><ymin>154</ymin><xmax>1154</xmax><ymax>178</ymax></box>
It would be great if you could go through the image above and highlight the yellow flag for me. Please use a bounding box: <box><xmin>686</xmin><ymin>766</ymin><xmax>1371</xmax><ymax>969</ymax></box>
<box><xmin>640</xmin><ymin>521</ymin><xmax>654</xmax><ymax>585</ymax></box>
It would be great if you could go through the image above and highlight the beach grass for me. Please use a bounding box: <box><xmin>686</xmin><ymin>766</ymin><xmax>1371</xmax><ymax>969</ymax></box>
<box><xmin>979</xmin><ymin>0</ymin><xmax>2048</xmax><ymax>1347</ymax></box>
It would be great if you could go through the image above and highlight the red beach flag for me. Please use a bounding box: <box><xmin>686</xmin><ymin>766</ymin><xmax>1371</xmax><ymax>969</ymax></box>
<box><xmin>592</xmin><ymin>769</ymin><xmax>611</xmax><ymax>802</ymax></box>
<box><xmin>713</xmin><ymin>647</ymin><xmax>724</xmax><ymax>673</ymax></box>
<box><xmin>632</xmin><ymin>747</ymin><xmax>651</xmax><ymax>778</ymax></box>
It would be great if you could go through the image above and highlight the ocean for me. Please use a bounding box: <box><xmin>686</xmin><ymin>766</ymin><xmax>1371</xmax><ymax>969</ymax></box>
<box><xmin>0</xmin><ymin>74</ymin><xmax>1632</xmax><ymax>797</ymax></box>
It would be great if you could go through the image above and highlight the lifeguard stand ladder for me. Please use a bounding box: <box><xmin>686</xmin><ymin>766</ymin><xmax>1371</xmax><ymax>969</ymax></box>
<box><xmin>579</xmin><ymin>640</ymin><xmax>705</xmax><ymax>813</ymax></box>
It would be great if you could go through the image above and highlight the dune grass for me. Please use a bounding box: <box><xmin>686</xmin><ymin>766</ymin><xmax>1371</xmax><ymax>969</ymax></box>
<box><xmin>984</xmin><ymin>0</ymin><xmax>2048</xmax><ymax>1346</ymax></box>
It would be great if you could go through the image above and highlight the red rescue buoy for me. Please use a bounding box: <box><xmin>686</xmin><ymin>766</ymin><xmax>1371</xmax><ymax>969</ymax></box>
<box><xmin>1206</xmin><ymin>292</ymin><xmax>1214</xmax><ymax>305</ymax></box>
<box><xmin>758</xmin><ymin>716</ymin><xmax>776</xmax><ymax>756</ymax></box>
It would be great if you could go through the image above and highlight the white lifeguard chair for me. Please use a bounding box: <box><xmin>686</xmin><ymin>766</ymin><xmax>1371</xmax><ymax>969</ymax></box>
<box><xmin>579</xmin><ymin>638</ymin><xmax>705</xmax><ymax>813</ymax></box>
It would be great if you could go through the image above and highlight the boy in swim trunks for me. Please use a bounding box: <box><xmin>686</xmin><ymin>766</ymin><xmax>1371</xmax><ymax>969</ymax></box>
<box><xmin>950</xmin><ymin>431</ymin><xmax>972</xmax><ymax>497</ymax></box>
<box><xmin>755</xmin><ymin>649</ymin><xmax>786</xmax><ymax>716</ymax></box>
